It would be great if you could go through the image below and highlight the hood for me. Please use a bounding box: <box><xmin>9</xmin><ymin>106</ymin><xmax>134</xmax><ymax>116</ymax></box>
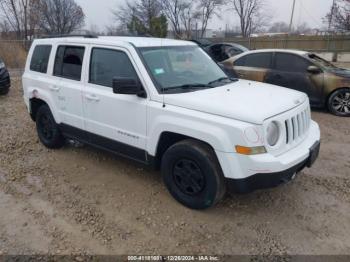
<box><xmin>329</xmin><ymin>68</ymin><xmax>350</xmax><ymax>78</ymax></box>
<box><xmin>164</xmin><ymin>80</ymin><xmax>307</xmax><ymax>124</ymax></box>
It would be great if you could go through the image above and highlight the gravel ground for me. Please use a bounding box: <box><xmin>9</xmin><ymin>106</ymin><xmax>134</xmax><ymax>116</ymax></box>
<box><xmin>0</xmin><ymin>78</ymin><xmax>349</xmax><ymax>256</ymax></box>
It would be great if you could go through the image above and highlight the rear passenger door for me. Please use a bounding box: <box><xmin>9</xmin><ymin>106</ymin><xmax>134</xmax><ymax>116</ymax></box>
<box><xmin>52</xmin><ymin>45</ymin><xmax>87</xmax><ymax>131</ymax></box>
<box><xmin>82</xmin><ymin>46</ymin><xmax>148</xmax><ymax>162</ymax></box>
<box><xmin>233</xmin><ymin>52</ymin><xmax>273</xmax><ymax>82</ymax></box>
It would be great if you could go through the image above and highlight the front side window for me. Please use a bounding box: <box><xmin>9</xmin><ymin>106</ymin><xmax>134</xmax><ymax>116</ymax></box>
<box><xmin>139</xmin><ymin>46</ymin><xmax>229</xmax><ymax>93</ymax></box>
<box><xmin>275</xmin><ymin>53</ymin><xmax>311</xmax><ymax>73</ymax></box>
<box><xmin>54</xmin><ymin>46</ymin><xmax>85</xmax><ymax>81</ymax></box>
<box><xmin>89</xmin><ymin>48</ymin><xmax>138</xmax><ymax>88</ymax></box>
<box><xmin>30</xmin><ymin>45</ymin><xmax>52</xmax><ymax>73</ymax></box>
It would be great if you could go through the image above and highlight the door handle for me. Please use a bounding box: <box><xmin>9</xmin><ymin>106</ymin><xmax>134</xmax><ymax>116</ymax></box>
<box><xmin>49</xmin><ymin>85</ymin><xmax>60</xmax><ymax>92</ymax></box>
<box><xmin>85</xmin><ymin>94</ymin><xmax>100</xmax><ymax>102</ymax></box>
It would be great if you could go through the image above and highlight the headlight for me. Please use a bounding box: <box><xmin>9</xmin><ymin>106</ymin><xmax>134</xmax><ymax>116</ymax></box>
<box><xmin>0</xmin><ymin>62</ymin><xmax>5</xmax><ymax>69</ymax></box>
<box><xmin>266</xmin><ymin>121</ymin><xmax>280</xmax><ymax>146</ymax></box>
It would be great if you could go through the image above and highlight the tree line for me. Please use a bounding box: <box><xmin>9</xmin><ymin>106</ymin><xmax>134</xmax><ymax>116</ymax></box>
<box><xmin>0</xmin><ymin>0</ymin><xmax>349</xmax><ymax>41</ymax></box>
<box><xmin>0</xmin><ymin>0</ymin><xmax>85</xmax><ymax>40</ymax></box>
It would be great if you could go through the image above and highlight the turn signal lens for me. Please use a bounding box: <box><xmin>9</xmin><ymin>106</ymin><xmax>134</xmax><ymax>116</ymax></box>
<box><xmin>235</xmin><ymin>146</ymin><xmax>267</xmax><ymax>155</ymax></box>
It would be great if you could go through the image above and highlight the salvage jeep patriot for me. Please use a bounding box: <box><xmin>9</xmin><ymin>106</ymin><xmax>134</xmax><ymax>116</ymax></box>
<box><xmin>22</xmin><ymin>36</ymin><xmax>321</xmax><ymax>209</ymax></box>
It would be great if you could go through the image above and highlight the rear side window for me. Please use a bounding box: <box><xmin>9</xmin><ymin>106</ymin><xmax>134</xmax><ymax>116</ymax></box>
<box><xmin>234</xmin><ymin>53</ymin><xmax>272</xmax><ymax>68</ymax></box>
<box><xmin>30</xmin><ymin>45</ymin><xmax>52</xmax><ymax>73</ymax></box>
<box><xmin>234</xmin><ymin>56</ymin><xmax>246</xmax><ymax>66</ymax></box>
<box><xmin>54</xmin><ymin>46</ymin><xmax>85</xmax><ymax>81</ymax></box>
<box><xmin>247</xmin><ymin>53</ymin><xmax>272</xmax><ymax>68</ymax></box>
<box><xmin>89</xmin><ymin>48</ymin><xmax>138</xmax><ymax>88</ymax></box>
<box><xmin>275</xmin><ymin>53</ymin><xmax>311</xmax><ymax>73</ymax></box>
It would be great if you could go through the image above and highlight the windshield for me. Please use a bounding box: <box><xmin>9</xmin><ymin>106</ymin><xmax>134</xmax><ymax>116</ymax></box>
<box><xmin>139</xmin><ymin>46</ymin><xmax>232</xmax><ymax>93</ymax></box>
<box><xmin>307</xmin><ymin>53</ymin><xmax>336</xmax><ymax>69</ymax></box>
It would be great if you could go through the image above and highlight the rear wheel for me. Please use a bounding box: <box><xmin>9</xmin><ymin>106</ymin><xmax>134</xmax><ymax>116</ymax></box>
<box><xmin>161</xmin><ymin>139</ymin><xmax>226</xmax><ymax>209</ymax></box>
<box><xmin>328</xmin><ymin>88</ymin><xmax>350</xmax><ymax>117</ymax></box>
<box><xmin>36</xmin><ymin>105</ymin><xmax>65</xmax><ymax>149</ymax></box>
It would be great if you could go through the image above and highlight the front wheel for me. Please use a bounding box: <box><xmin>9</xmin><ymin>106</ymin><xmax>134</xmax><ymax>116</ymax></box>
<box><xmin>328</xmin><ymin>88</ymin><xmax>350</xmax><ymax>117</ymax></box>
<box><xmin>161</xmin><ymin>139</ymin><xmax>226</xmax><ymax>209</ymax></box>
<box><xmin>36</xmin><ymin>105</ymin><xmax>65</xmax><ymax>149</ymax></box>
<box><xmin>0</xmin><ymin>86</ymin><xmax>9</xmax><ymax>96</ymax></box>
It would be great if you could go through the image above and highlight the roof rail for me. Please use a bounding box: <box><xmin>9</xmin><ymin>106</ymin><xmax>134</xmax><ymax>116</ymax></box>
<box><xmin>38</xmin><ymin>34</ymin><xmax>98</xmax><ymax>39</ymax></box>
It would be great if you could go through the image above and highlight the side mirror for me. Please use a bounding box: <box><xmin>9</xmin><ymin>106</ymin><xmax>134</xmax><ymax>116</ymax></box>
<box><xmin>307</xmin><ymin>66</ymin><xmax>322</xmax><ymax>74</ymax></box>
<box><xmin>112</xmin><ymin>77</ymin><xmax>146</xmax><ymax>98</ymax></box>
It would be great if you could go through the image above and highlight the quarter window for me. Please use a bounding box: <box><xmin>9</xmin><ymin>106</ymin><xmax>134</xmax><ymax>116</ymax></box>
<box><xmin>275</xmin><ymin>53</ymin><xmax>311</xmax><ymax>72</ymax></box>
<box><xmin>30</xmin><ymin>45</ymin><xmax>52</xmax><ymax>73</ymax></box>
<box><xmin>54</xmin><ymin>46</ymin><xmax>85</xmax><ymax>81</ymax></box>
<box><xmin>89</xmin><ymin>48</ymin><xmax>138</xmax><ymax>88</ymax></box>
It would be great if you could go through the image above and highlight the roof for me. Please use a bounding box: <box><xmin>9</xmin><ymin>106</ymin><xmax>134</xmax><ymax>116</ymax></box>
<box><xmin>240</xmin><ymin>48</ymin><xmax>308</xmax><ymax>56</ymax></box>
<box><xmin>33</xmin><ymin>36</ymin><xmax>196</xmax><ymax>48</ymax></box>
<box><xmin>228</xmin><ymin>48</ymin><xmax>309</xmax><ymax>62</ymax></box>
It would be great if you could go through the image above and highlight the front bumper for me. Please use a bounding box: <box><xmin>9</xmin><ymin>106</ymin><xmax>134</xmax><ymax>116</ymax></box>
<box><xmin>226</xmin><ymin>141</ymin><xmax>320</xmax><ymax>193</ymax></box>
<box><xmin>216</xmin><ymin>120</ymin><xmax>321</xmax><ymax>191</ymax></box>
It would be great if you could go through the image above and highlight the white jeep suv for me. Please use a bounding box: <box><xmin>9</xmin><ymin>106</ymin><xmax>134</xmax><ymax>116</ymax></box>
<box><xmin>22</xmin><ymin>36</ymin><xmax>321</xmax><ymax>209</ymax></box>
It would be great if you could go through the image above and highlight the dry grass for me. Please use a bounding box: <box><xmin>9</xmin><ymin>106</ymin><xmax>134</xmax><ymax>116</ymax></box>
<box><xmin>0</xmin><ymin>41</ymin><xmax>28</xmax><ymax>69</ymax></box>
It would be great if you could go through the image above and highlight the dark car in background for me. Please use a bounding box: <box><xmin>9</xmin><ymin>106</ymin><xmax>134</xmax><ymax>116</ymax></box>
<box><xmin>205</xmin><ymin>43</ymin><xmax>249</xmax><ymax>63</ymax></box>
<box><xmin>223</xmin><ymin>49</ymin><xmax>350</xmax><ymax>117</ymax></box>
<box><xmin>0</xmin><ymin>59</ymin><xmax>11</xmax><ymax>95</ymax></box>
<box><xmin>190</xmin><ymin>39</ymin><xmax>249</xmax><ymax>62</ymax></box>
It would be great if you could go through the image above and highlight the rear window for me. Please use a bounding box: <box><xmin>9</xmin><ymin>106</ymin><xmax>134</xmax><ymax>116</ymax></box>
<box><xmin>54</xmin><ymin>46</ymin><xmax>85</xmax><ymax>81</ymax></box>
<box><xmin>30</xmin><ymin>45</ymin><xmax>52</xmax><ymax>73</ymax></box>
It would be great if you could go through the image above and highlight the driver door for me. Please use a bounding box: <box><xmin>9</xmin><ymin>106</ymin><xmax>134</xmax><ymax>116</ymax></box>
<box><xmin>267</xmin><ymin>52</ymin><xmax>324</xmax><ymax>105</ymax></box>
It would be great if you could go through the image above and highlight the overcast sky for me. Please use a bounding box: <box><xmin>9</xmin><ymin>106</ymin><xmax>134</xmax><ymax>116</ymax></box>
<box><xmin>75</xmin><ymin>0</ymin><xmax>333</xmax><ymax>32</ymax></box>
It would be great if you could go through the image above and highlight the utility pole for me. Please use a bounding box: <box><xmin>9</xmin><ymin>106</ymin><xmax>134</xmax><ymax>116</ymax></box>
<box><xmin>327</xmin><ymin>0</ymin><xmax>336</xmax><ymax>53</ymax></box>
<box><xmin>289</xmin><ymin>0</ymin><xmax>296</xmax><ymax>33</ymax></box>
<box><xmin>328</xmin><ymin>0</ymin><xmax>336</xmax><ymax>32</ymax></box>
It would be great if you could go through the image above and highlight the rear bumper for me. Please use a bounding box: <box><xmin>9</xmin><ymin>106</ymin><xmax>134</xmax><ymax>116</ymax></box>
<box><xmin>226</xmin><ymin>140</ymin><xmax>320</xmax><ymax>193</ymax></box>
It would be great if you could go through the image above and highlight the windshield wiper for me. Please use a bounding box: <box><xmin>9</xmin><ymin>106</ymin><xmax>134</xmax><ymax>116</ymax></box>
<box><xmin>208</xmin><ymin>77</ymin><xmax>237</xmax><ymax>85</ymax></box>
<box><xmin>163</xmin><ymin>83</ymin><xmax>213</xmax><ymax>91</ymax></box>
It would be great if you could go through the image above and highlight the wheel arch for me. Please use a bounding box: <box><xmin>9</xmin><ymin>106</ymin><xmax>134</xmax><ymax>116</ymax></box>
<box><xmin>29</xmin><ymin>98</ymin><xmax>48</xmax><ymax>121</ymax></box>
<box><xmin>326</xmin><ymin>87</ymin><xmax>350</xmax><ymax>107</ymax></box>
<box><xmin>152</xmin><ymin>131</ymin><xmax>219</xmax><ymax>170</ymax></box>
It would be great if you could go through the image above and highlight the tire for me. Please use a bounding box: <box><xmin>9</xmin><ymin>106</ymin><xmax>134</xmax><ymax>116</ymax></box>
<box><xmin>35</xmin><ymin>105</ymin><xmax>65</xmax><ymax>149</ymax></box>
<box><xmin>327</xmin><ymin>88</ymin><xmax>350</xmax><ymax>117</ymax></box>
<box><xmin>161</xmin><ymin>139</ymin><xmax>226</xmax><ymax>210</ymax></box>
<box><xmin>0</xmin><ymin>86</ymin><xmax>9</xmax><ymax>96</ymax></box>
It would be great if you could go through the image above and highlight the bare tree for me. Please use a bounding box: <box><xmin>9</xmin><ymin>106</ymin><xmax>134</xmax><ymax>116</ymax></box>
<box><xmin>197</xmin><ymin>0</ymin><xmax>223</xmax><ymax>38</ymax></box>
<box><xmin>34</xmin><ymin>0</ymin><xmax>85</xmax><ymax>35</ymax></box>
<box><xmin>268</xmin><ymin>21</ymin><xmax>289</xmax><ymax>33</ymax></box>
<box><xmin>179</xmin><ymin>1</ymin><xmax>197</xmax><ymax>39</ymax></box>
<box><xmin>295</xmin><ymin>22</ymin><xmax>312</xmax><ymax>34</ymax></box>
<box><xmin>324</xmin><ymin>0</ymin><xmax>350</xmax><ymax>32</ymax></box>
<box><xmin>113</xmin><ymin>0</ymin><xmax>162</xmax><ymax>34</ymax></box>
<box><xmin>229</xmin><ymin>0</ymin><xmax>269</xmax><ymax>37</ymax></box>
<box><xmin>0</xmin><ymin>0</ymin><xmax>38</xmax><ymax>39</ymax></box>
<box><xmin>161</xmin><ymin>0</ymin><xmax>184</xmax><ymax>38</ymax></box>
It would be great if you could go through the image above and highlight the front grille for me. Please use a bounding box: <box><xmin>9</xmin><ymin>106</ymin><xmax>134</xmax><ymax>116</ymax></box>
<box><xmin>284</xmin><ymin>107</ymin><xmax>311</xmax><ymax>144</ymax></box>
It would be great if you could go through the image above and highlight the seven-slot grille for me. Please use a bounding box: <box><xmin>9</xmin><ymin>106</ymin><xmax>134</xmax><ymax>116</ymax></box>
<box><xmin>284</xmin><ymin>107</ymin><xmax>311</xmax><ymax>144</ymax></box>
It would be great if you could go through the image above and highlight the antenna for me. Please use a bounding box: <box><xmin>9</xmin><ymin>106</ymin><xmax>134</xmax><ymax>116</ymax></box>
<box><xmin>161</xmin><ymin>38</ymin><xmax>166</xmax><ymax>108</ymax></box>
<box><xmin>289</xmin><ymin>0</ymin><xmax>296</xmax><ymax>33</ymax></box>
